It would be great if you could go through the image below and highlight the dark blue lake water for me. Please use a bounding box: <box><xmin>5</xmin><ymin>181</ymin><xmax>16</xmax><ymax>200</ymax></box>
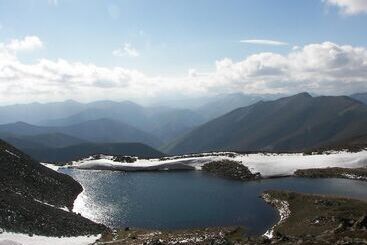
<box><xmin>60</xmin><ymin>169</ymin><xmax>367</xmax><ymax>235</ymax></box>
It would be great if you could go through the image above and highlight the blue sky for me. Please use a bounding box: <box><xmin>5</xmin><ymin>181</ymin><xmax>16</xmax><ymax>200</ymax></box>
<box><xmin>0</xmin><ymin>0</ymin><xmax>367</xmax><ymax>104</ymax></box>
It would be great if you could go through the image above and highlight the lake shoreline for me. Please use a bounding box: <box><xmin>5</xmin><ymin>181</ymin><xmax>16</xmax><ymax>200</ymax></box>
<box><xmin>94</xmin><ymin>190</ymin><xmax>367</xmax><ymax>244</ymax></box>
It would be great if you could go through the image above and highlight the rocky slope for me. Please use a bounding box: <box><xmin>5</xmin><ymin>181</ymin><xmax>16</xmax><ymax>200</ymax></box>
<box><xmin>0</xmin><ymin>139</ymin><xmax>107</xmax><ymax>236</ymax></box>
<box><xmin>0</xmin><ymin>139</ymin><xmax>81</xmax><ymax>209</ymax></box>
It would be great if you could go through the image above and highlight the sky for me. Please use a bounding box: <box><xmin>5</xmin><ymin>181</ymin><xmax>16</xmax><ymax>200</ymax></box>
<box><xmin>0</xmin><ymin>0</ymin><xmax>367</xmax><ymax>105</ymax></box>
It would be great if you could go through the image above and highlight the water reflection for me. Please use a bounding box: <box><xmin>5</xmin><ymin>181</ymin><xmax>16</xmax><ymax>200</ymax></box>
<box><xmin>60</xmin><ymin>169</ymin><xmax>367</xmax><ymax>235</ymax></box>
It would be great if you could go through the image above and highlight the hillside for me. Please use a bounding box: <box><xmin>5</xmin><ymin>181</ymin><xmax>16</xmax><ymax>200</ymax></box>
<box><xmin>195</xmin><ymin>93</ymin><xmax>264</xmax><ymax>120</ymax></box>
<box><xmin>58</xmin><ymin>118</ymin><xmax>162</xmax><ymax>147</ymax></box>
<box><xmin>351</xmin><ymin>92</ymin><xmax>367</xmax><ymax>105</ymax></box>
<box><xmin>0</xmin><ymin>139</ymin><xmax>107</xmax><ymax>236</ymax></box>
<box><xmin>40</xmin><ymin>102</ymin><xmax>205</xmax><ymax>143</ymax></box>
<box><xmin>0</xmin><ymin>133</ymin><xmax>87</xmax><ymax>149</ymax></box>
<box><xmin>0</xmin><ymin>100</ymin><xmax>202</xmax><ymax>144</ymax></box>
<box><xmin>24</xmin><ymin>142</ymin><xmax>166</xmax><ymax>163</ymax></box>
<box><xmin>0</xmin><ymin>118</ymin><xmax>162</xmax><ymax>148</ymax></box>
<box><xmin>0</xmin><ymin>100</ymin><xmax>86</xmax><ymax>125</ymax></box>
<box><xmin>166</xmin><ymin>93</ymin><xmax>367</xmax><ymax>154</ymax></box>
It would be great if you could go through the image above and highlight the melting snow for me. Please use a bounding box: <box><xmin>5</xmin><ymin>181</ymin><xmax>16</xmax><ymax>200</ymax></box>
<box><xmin>0</xmin><ymin>232</ymin><xmax>100</xmax><ymax>245</ymax></box>
<box><xmin>40</xmin><ymin>163</ymin><xmax>59</xmax><ymax>171</ymax></box>
<box><xmin>4</xmin><ymin>150</ymin><xmax>19</xmax><ymax>159</ymax></box>
<box><xmin>262</xmin><ymin>193</ymin><xmax>291</xmax><ymax>239</ymax></box>
<box><xmin>68</xmin><ymin>150</ymin><xmax>367</xmax><ymax>177</ymax></box>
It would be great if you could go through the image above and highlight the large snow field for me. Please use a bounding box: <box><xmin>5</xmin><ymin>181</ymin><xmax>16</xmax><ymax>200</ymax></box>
<box><xmin>64</xmin><ymin>150</ymin><xmax>367</xmax><ymax>177</ymax></box>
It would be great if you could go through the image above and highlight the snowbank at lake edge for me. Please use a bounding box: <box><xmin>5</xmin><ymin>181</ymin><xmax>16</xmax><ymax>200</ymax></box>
<box><xmin>66</xmin><ymin>150</ymin><xmax>367</xmax><ymax>177</ymax></box>
<box><xmin>234</xmin><ymin>151</ymin><xmax>367</xmax><ymax>177</ymax></box>
<box><xmin>0</xmin><ymin>232</ymin><xmax>100</xmax><ymax>245</ymax></box>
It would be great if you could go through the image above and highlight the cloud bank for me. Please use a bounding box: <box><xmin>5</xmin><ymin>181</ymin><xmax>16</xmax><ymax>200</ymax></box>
<box><xmin>5</xmin><ymin>36</ymin><xmax>43</xmax><ymax>52</ymax></box>
<box><xmin>325</xmin><ymin>0</ymin><xmax>367</xmax><ymax>15</ymax></box>
<box><xmin>0</xmin><ymin>36</ymin><xmax>367</xmax><ymax>104</ymax></box>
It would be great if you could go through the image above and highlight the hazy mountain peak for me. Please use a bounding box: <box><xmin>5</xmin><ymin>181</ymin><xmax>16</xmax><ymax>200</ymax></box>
<box><xmin>288</xmin><ymin>92</ymin><xmax>312</xmax><ymax>100</ymax></box>
<box><xmin>350</xmin><ymin>92</ymin><xmax>367</xmax><ymax>105</ymax></box>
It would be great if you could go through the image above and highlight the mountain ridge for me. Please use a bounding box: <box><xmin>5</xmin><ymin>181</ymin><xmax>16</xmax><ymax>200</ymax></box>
<box><xmin>23</xmin><ymin>142</ymin><xmax>166</xmax><ymax>162</ymax></box>
<box><xmin>166</xmin><ymin>93</ymin><xmax>367</xmax><ymax>154</ymax></box>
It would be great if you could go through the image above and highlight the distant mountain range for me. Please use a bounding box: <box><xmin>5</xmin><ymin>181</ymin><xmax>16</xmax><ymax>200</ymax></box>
<box><xmin>0</xmin><ymin>93</ymin><xmax>284</xmax><ymax>144</ymax></box>
<box><xmin>0</xmin><ymin>118</ymin><xmax>161</xmax><ymax>147</ymax></box>
<box><xmin>0</xmin><ymin>132</ymin><xmax>86</xmax><ymax>149</ymax></box>
<box><xmin>166</xmin><ymin>93</ymin><xmax>367</xmax><ymax>154</ymax></box>
<box><xmin>0</xmin><ymin>119</ymin><xmax>165</xmax><ymax>162</ymax></box>
<box><xmin>0</xmin><ymin>92</ymin><xmax>367</xmax><ymax>160</ymax></box>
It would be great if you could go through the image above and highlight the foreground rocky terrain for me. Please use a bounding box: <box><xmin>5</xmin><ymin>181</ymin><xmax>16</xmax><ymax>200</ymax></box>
<box><xmin>0</xmin><ymin>191</ymin><xmax>106</xmax><ymax>237</ymax></box>
<box><xmin>0</xmin><ymin>139</ymin><xmax>81</xmax><ymax>210</ymax></box>
<box><xmin>0</xmin><ymin>139</ymin><xmax>108</xmax><ymax>237</ymax></box>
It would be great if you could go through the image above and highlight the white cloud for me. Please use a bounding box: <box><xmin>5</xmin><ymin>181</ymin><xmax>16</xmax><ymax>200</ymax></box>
<box><xmin>210</xmin><ymin>42</ymin><xmax>367</xmax><ymax>95</ymax></box>
<box><xmin>5</xmin><ymin>36</ymin><xmax>43</xmax><ymax>52</ymax></box>
<box><xmin>112</xmin><ymin>43</ymin><xmax>140</xmax><ymax>57</ymax></box>
<box><xmin>325</xmin><ymin>0</ymin><xmax>367</xmax><ymax>15</ymax></box>
<box><xmin>188</xmin><ymin>69</ymin><xmax>199</xmax><ymax>78</ymax></box>
<box><xmin>48</xmin><ymin>0</ymin><xmax>58</xmax><ymax>6</ymax></box>
<box><xmin>1</xmin><ymin>36</ymin><xmax>367</xmax><ymax>104</ymax></box>
<box><xmin>240</xmin><ymin>39</ymin><xmax>289</xmax><ymax>46</ymax></box>
<box><xmin>107</xmin><ymin>4</ymin><xmax>121</xmax><ymax>19</ymax></box>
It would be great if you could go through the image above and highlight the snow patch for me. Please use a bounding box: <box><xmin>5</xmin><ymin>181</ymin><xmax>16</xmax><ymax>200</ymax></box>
<box><xmin>33</xmin><ymin>198</ymin><xmax>69</xmax><ymax>212</ymax></box>
<box><xmin>0</xmin><ymin>232</ymin><xmax>100</xmax><ymax>245</ymax></box>
<box><xmin>40</xmin><ymin>163</ymin><xmax>59</xmax><ymax>171</ymax></box>
<box><xmin>342</xmin><ymin>173</ymin><xmax>367</xmax><ymax>181</ymax></box>
<box><xmin>262</xmin><ymin>193</ymin><xmax>291</xmax><ymax>239</ymax></box>
<box><xmin>4</xmin><ymin>150</ymin><xmax>19</xmax><ymax>159</ymax></box>
<box><xmin>233</xmin><ymin>151</ymin><xmax>367</xmax><ymax>177</ymax></box>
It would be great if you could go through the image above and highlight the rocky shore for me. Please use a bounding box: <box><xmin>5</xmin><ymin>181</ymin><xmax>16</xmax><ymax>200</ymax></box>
<box><xmin>295</xmin><ymin>167</ymin><xmax>367</xmax><ymax>181</ymax></box>
<box><xmin>260</xmin><ymin>191</ymin><xmax>367</xmax><ymax>244</ymax></box>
